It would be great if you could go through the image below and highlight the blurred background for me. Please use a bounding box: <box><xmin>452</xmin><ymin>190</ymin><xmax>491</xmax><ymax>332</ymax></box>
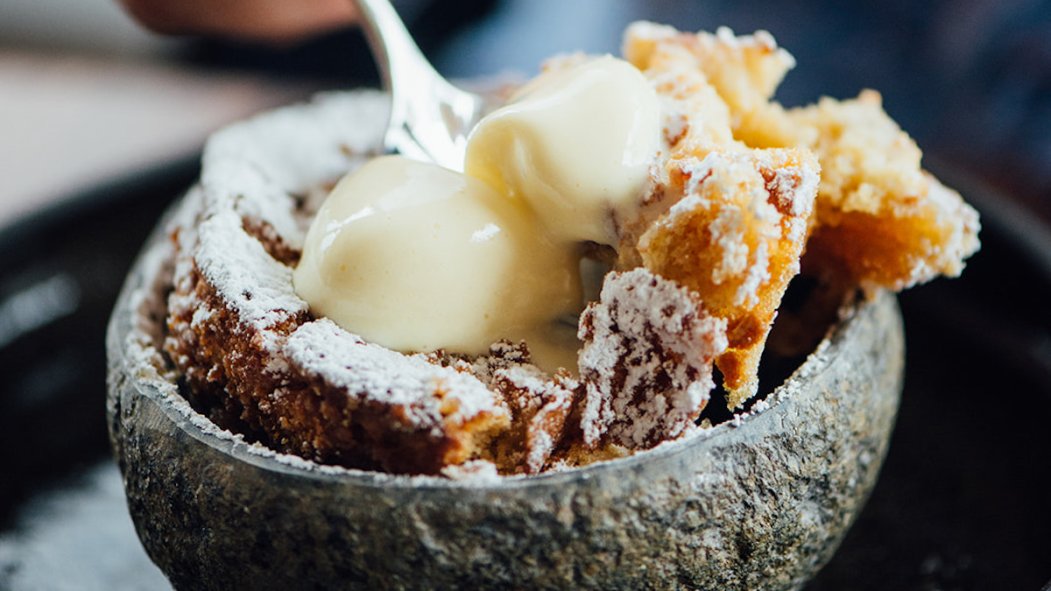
<box><xmin>1</xmin><ymin>1</ymin><xmax>1049</xmax><ymax>589</ymax></box>
<box><xmin>5</xmin><ymin>0</ymin><xmax>1051</xmax><ymax>226</ymax></box>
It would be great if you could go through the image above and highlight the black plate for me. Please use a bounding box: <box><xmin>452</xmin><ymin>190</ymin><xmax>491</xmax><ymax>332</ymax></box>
<box><xmin>0</xmin><ymin>158</ymin><xmax>1048</xmax><ymax>590</ymax></box>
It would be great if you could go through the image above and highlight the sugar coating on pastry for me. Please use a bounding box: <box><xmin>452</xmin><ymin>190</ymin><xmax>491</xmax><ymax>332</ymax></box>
<box><xmin>489</xmin><ymin>365</ymin><xmax>577</xmax><ymax>473</ymax></box>
<box><xmin>162</xmin><ymin>19</ymin><xmax>982</xmax><ymax>477</ymax></box>
<box><xmin>636</xmin><ymin>148</ymin><xmax>818</xmax><ymax>407</ymax></box>
<box><xmin>578</xmin><ymin>268</ymin><xmax>727</xmax><ymax>448</ymax></box>
<box><xmin>625</xmin><ymin>22</ymin><xmax>979</xmax><ymax>295</ymax></box>
<box><xmin>618</xmin><ymin>22</ymin><xmax>978</xmax><ymax>407</ymax></box>
<box><xmin>288</xmin><ymin>320</ymin><xmax>510</xmax><ymax>432</ymax></box>
<box><xmin>618</xmin><ymin>25</ymin><xmax>820</xmax><ymax>406</ymax></box>
<box><xmin>624</xmin><ymin>21</ymin><xmax>794</xmax><ymax>133</ymax></box>
<box><xmin>633</xmin><ymin>40</ymin><xmax>736</xmax><ymax>150</ymax></box>
<box><xmin>785</xmin><ymin>92</ymin><xmax>981</xmax><ymax>290</ymax></box>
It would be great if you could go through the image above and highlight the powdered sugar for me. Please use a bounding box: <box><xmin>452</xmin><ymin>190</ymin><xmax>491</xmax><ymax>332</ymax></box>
<box><xmin>736</xmin><ymin>240</ymin><xmax>772</xmax><ymax>307</ymax></box>
<box><xmin>200</xmin><ymin>93</ymin><xmax>387</xmax><ymax>264</ymax></box>
<box><xmin>203</xmin><ymin>92</ymin><xmax>386</xmax><ymax>196</ymax></box>
<box><xmin>578</xmin><ymin>269</ymin><xmax>728</xmax><ymax>448</ymax></box>
<box><xmin>763</xmin><ymin>164</ymin><xmax>818</xmax><ymax>219</ymax></box>
<box><xmin>623</xmin><ymin>21</ymin><xmax>680</xmax><ymax>46</ymax></box>
<box><xmin>440</xmin><ymin>460</ymin><xmax>502</xmax><ymax>483</ymax></box>
<box><xmin>710</xmin><ymin>27</ymin><xmax>794</xmax><ymax>69</ymax></box>
<box><xmin>656</xmin><ymin>151</ymin><xmax>789</xmax><ymax>307</ymax></box>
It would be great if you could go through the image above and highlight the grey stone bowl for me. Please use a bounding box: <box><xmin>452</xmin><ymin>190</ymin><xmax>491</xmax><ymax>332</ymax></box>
<box><xmin>106</xmin><ymin>213</ymin><xmax>903</xmax><ymax>590</ymax></box>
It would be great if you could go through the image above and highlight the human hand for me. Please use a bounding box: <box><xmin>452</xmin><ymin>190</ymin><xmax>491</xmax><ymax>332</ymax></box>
<box><xmin>120</xmin><ymin>0</ymin><xmax>359</xmax><ymax>43</ymax></box>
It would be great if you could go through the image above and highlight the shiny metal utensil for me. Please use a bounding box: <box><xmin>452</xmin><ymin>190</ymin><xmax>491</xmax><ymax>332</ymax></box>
<box><xmin>351</xmin><ymin>0</ymin><xmax>489</xmax><ymax>171</ymax></box>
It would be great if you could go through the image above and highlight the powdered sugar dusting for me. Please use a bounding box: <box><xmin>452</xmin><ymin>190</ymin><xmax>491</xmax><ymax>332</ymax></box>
<box><xmin>194</xmin><ymin>208</ymin><xmax>307</xmax><ymax>332</ymax></box>
<box><xmin>492</xmin><ymin>365</ymin><xmax>576</xmax><ymax>473</ymax></box>
<box><xmin>202</xmin><ymin>93</ymin><xmax>388</xmax><ymax>255</ymax></box>
<box><xmin>871</xmin><ymin>173</ymin><xmax>981</xmax><ymax>291</ymax></box>
<box><xmin>440</xmin><ymin>460</ymin><xmax>502</xmax><ymax>483</ymax></box>
<box><xmin>285</xmin><ymin>319</ymin><xmax>509</xmax><ymax>432</ymax></box>
<box><xmin>710</xmin><ymin>27</ymin><xmax>795</xmax><ymax>69</ymax></box>
<box><xmin>162</xmin><ymin>88</ymin><xmax>808</xmax><ymax>475</ymax></box>
<box><xmin>737</xmin><ymin>241</ymin><xmax>771</xmax><ymax>308</ymax></box>
<box><xmin>623</xmin><ymin>21</ymin><xmax>679</xmax><ymax>46</ymax></box>
<box><xmin>658</xmin><ymin>151</ymin><xmax>788</xmax><ymax>307</ymax></box>
<box><xmin>578</xmin><ymin>269</ymin><xmax>728</xmax><ymax>448</ymax></box>
<box><xmin>203</xmin><ymin>92</ymin><xmax>386</xmax><ymax>196</ymax></box>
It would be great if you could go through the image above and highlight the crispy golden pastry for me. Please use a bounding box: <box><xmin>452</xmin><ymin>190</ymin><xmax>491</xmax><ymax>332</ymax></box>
<box><xmin>620</xmin><ymin>24</ymin><xmax>819</xmax><ymax>407</ymax></box>
<box><xmin>784</xmin><ymin>92</ymin><xmax>980</xmax><ymax>290</ymax></box>
<box><xmin>626</xmin><ymin>21</ymin><xmax>979</xmax><ymax>295</ymax></box>
<box><xmin>635</xmin><ymin>148</ymin><xmax>818</xmax><ymax>408</ymax></box>
<box><xmin>624</xmin><ymin>21</ymin><xmax>795</xmax><ymax>142</ymax></box>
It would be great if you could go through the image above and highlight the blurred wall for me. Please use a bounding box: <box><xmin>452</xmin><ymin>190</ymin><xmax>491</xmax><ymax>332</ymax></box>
<box><xmin>0</xmin><ymin>0</ymin><xmax>177</xmax><ymax>54</ymax></box>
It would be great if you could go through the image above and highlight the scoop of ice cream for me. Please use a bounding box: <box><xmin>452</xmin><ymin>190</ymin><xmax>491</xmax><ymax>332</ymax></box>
<box><xmin>465</xmin><ymin>55</ymin><xmax>661</xmax><ymax>246</ymax></box>
<box><xmin>294</xmin><ymin>155</ymin><xmax>582</xmax><ymax>365</ymax></box>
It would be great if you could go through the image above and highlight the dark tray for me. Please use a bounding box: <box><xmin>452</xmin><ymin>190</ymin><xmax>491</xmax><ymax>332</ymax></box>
<box><xmin>0</xmin><ymin>158</ymin><xmax>1048</xmax><ymax>590</ymax></box>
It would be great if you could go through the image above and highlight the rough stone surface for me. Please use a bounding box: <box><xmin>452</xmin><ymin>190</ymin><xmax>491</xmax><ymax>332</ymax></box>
<box><xmin>107</xmin><ymin>219</ymin><xmax>904</xmax><ymax>591</ymax></box>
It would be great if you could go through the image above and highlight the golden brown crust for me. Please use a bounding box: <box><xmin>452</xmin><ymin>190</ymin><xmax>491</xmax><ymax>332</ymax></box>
<box><xmin>624</xmin><ymin>22</ymin><xmax>795</xmax><ymax>139</ymax></box>
<box><xmin>786</xmin><ymin>94</ymin><xmax>981</xmax><ymax>290</ymax></box>
<box><xmin>165</xmin><ymin>255</ymin><xmax>512</xmax><ymax>474</ymax></box>
<box><xmin>489</xmin><ymin>366</ymin><xmax>577</xmax><ymax>474</ymax></box>
<box><xmin>618</xmin><ymin>22</ymin><xmax>978</xmax><ymax>406</ymax></box>
<box><xmin>730</xmin><ymin>91</ymin><xmax>981</xmax><ymax>291</ymax></box>
<box><xmin>635</xmin><ymin>148</ymin><xmax>818</xmax><ymax>407</ymax></box>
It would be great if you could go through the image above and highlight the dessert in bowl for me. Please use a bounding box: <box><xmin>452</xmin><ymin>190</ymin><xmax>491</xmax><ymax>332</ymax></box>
<box><xmin>107</xmin><ymin>22</ymin><xmax>979</xmax><ymax>590</ymax></box>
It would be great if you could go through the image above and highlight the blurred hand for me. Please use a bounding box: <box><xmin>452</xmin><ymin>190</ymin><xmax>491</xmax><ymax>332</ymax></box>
<box><xmin>120</xmin><ymin>0</ymin><xmax>359</xmax><ymax>42</ymax></box>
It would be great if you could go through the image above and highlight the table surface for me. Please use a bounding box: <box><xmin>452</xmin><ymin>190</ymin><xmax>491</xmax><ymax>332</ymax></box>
<box><xmin>0</xmin><ymin>50</ymin><xmax>311</xmax><ymax>227</ymax></box>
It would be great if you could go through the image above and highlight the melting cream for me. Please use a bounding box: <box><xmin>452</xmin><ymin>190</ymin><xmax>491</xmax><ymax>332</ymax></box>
<box><xmin>295</xmin><ymin>56</ymin><xmax>660</xmax><ymax>372</ymax></box>
<box><xmin>466</xmin><ymin>55</ymin><xmax>661</xmax><ymax>245</ymax></box>
<box><xmin>293</xmin><ymin>156</ymin><xmax>582</xmax><ymax>367</ymax></box>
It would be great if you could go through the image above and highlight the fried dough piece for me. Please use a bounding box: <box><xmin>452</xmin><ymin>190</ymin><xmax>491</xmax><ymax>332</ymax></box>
<box><xmin>744</xmin><ymin>91</ymin><xmax>981</xmax><ymax>289</ymax></box>
<box><xmin>577</xmin><ymin>268</ymin><xmax>728</xmax><ymax>449</ymax></box>
<box><xmin>735</xmin><ymin>100</ymin><xmax>815</xmax><ymax>153</ymax></box>
<box><xmin>632</xmin><ymin>24</ymin><xmax>809</xmax><ymax>149</ymax></box>
<box><xmin>620</xmin><ymin>23</ymin><xmax>820</xmax><ymax>407</ymax></box>
<box><xmin>489</xmin><ymin>364</ymin><xmax>576</xmax><ymax>474</ymax></box>
<box><xmin>785</xmin><ymin>92</ymin><xmax>981</xmax><ymax>289</ymax></box>
<box><xmin>628</xmin><ymin>23</ymin><xmax>979</xmax><ymax>292</ymax></box>
<box><xmin>642</xmin><ymin>41</ymin><xmax>737</xmax><ymax>150</ymax></box>
<box><xmin>614</xmin><ymin>40</ymin><xmax>740</xmax><ymax>262</ymax></box>
<box><xmin>637</xmin><ymin>148</ymin><xmax>819</xmax><ymax>408</ymax></box>
<box><xmin>625</xmin><ymin>21</ymin><xmax>795</xmax><ymax>137</ymax></box>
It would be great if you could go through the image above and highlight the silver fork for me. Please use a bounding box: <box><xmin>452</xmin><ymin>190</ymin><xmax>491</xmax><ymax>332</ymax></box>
<box><xmin>351</xmin><ymin>0</ymin><xmax>490</xmax><ymax>171</ymax></box>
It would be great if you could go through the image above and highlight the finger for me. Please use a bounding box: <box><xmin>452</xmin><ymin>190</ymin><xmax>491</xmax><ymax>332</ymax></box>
<box><xmin>121</xmin><ymin>0</ymin><xmax>359</xmax><ymax>43</ymax></box>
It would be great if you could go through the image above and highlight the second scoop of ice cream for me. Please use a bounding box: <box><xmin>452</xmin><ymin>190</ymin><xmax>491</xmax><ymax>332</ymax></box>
<box><xmin>294</xmin><ymin>56</ymin><xmax>662</xmax><ymax>372</ymax></box>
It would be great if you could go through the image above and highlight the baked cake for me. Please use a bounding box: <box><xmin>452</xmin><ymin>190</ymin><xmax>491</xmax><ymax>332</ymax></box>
<box><xmin>162</xmin><ymin>23</ymin><xmax>980</xmax><ymax>476</ymax></box>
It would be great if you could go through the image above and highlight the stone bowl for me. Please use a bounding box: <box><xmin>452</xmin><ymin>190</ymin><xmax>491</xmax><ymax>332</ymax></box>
<box><xmin>107</xmin><ymin>230</ymin><xmax>902</xmax><ymax>591</ymax></box>
<box><xmin>106</xmin><ymin>93</ymin><xmax>904</xmax><ymax>591</ymax></box>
